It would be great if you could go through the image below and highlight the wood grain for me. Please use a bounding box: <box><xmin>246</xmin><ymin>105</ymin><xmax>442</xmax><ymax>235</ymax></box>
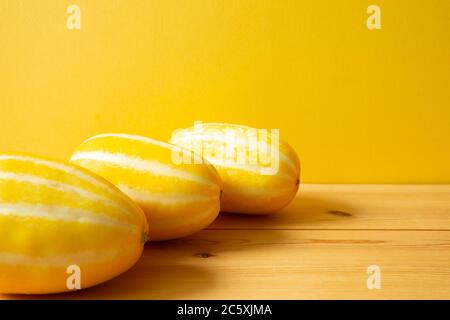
<box><xmin>2</xmin><ymin>184</ymin><xmax>450</xmax><ymax>299</ymax></box>
<box><xmin>211</xmin><ymin>184</ymin><xmax>450</xmax><ymax>230</ymax></box>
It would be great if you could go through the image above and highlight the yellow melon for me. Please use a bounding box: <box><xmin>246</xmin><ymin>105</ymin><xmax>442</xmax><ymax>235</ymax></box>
<box><xmin>170</xmin><ymin>123</ymin><xmax>300</xmax><ymax>214</ymax></box>
<box><xmin>70</xmin><ymin>133</ymin><xmax>222</xmax><ymax>241</ymax></box>
<box><xmin>0</xmin><ymin>153</ymin><xmax>148</xmax><ymax>294</ymax></box>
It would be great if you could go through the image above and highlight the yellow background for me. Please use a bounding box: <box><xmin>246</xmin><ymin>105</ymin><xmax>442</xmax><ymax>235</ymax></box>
<box><xmin>1</xmin><ymin>0</ymin><xmax>449</xmax><ymax>183</ymax></box>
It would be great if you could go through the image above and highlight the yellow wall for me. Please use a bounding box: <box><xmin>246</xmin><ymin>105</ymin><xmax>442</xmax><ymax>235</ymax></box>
<box><xmin>1</xmin><ymin>0</ymin><xmax>449</xmax><ymax>183</ymax></box>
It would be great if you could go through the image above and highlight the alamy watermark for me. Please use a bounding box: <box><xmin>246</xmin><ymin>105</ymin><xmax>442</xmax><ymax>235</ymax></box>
<box><xmin>367</xmin><ymin>5</ymin><xmax>381</xmax><ymax>30</ymax></box>
<box><xmin>64</xmin><ymin>4</ymin><xmax>380</xmax><ymax>31</ymax></box>
<box><xmin>366</xmin><ymin>265</ymin><xmax>381</xmax><ymax>290</ymax></box>
<box><xmin>171</xmin><ymin>121</ymin><xmax>280</xmax><ymax>175</ymax></box>
<box><xmin>66</xmin><ymin>4</ymin><xmax>81</xmax><ymax>30</ymax></box>
<box><xmin>66</xmin><ymin>264</ymin><xmax>81</xmax><ymax>290</ymax></box>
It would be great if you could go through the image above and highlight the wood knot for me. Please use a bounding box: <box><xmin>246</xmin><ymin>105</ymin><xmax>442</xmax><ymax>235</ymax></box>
<box><xmin>328</xmin><ymin>210</ymin><xmax>352</xmax><ymax>217</ymax></box>
<box><xmin>195</xmin><ymin>252</ymin><xmax>216</xmax><ymax>258</ymax></box>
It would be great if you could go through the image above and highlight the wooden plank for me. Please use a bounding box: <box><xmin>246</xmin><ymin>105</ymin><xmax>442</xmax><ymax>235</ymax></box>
<box><xmin>4</xmin><ymin>229</ymin><xmax>449</xmax><ymax>300</ymax></box>
<box><xmin>210</xmin><ymin>184</ymin><xmax>450</xmax><ymax>230</ymax></box>
<box><xmin>2</xmin><ymin>184</ymin><xmax>449</xmax><ymax>300</ymax></box>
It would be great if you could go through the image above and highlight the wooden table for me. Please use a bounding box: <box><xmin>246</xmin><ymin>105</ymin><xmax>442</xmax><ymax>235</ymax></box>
<box><xmin>3</xmin><ymin>184</ymin><xmax>450</xmax><ymax>299</ymax></box>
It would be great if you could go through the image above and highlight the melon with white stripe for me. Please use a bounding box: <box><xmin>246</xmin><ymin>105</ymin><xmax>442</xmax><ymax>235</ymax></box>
<box><xmin>170</xmin><ymin>123</ymin><xmax>300</xmax><ymax>214</ymax></box>
<box><xmin>0</xmin><ymin>153</ymin><xmax>148</xmax><ymax>294</ymax></box>
<box><xmin>70</xmin><ymin>134</ymin><xmax>222</xmax><ymax>241</ymax></box>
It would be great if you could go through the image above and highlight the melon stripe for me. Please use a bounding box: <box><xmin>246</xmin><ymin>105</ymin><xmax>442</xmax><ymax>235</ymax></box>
<box><xmin>278</xmin><ymin>153</ymin><xmax>299</xmax><ymax>175</ymax></box>
<box><xmin>85</xmin><ymin>133</ymin><xmax>184</xmax><ymax>152</ymax></box>
<box><xmin>83</xmin><ymin>133</ymin><xmax>207</xmax><ymax>169</ymax></box>
<box><xmin>206</xmin><ymin>160</ymin><xmax>295</xmax><ymax>181</ymax></box>
<box><xmin>0</xmin><ymin>249</ymin><xmax>125</xmax><ymax>267</ymax></box>
<box><xmin>117</xmin><ymin>185</ymin><xmax>218</xmax><ymax>205</ymax></box>
<box><xmin>0</xmin><ymin>203</ymin><xmax>138</xmax><ymax>234</ymax></box>
<box><xmin>0</xmin><ymin>154</ymin><xmax>126</xmax><ymax>199</ymax></box>
<box><xmin>150</xmin><ymin>205</ymin><xmax>220</xmax><ymax>229</ymax></box>
<box><xmin>0</xmin><ymin>171</ymin><xmax>133</xmax><ymax>218</ymax></box>
<box><xmin>224</xmin><ymin>185</ymin><xmax>295</xmax><ymax>197</ymax></box>
<box><xmin>71</xmin><ymin>151</ymin><xmax>217</xmax><ymax>187</ymax></box>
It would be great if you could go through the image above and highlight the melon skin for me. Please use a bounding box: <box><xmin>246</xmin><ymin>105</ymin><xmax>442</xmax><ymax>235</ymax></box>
<box><xmin>170</xmin><ymin>123</ymin><xmax>300</xmax><ymax>214</ymax></box>
<box><xmin>0</xmin><ymin>153</ymin><xmax>148</xmax><ymax>294</ymax></box>
<box><xmin>70</xmin><ymin>133</ymin><xmax>222</xmax><ymax>241</ymax></box>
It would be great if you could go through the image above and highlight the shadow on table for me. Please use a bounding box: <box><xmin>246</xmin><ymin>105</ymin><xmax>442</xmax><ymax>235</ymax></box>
<box><xmin>151</xmin><ymin>193</ymin><xmax>355</xmax><ymax>255</ymax></box>
<box><xmin>210</xmin><ymin>193</ymin><xmax>355</xmax><ymax>229</ymax></box>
